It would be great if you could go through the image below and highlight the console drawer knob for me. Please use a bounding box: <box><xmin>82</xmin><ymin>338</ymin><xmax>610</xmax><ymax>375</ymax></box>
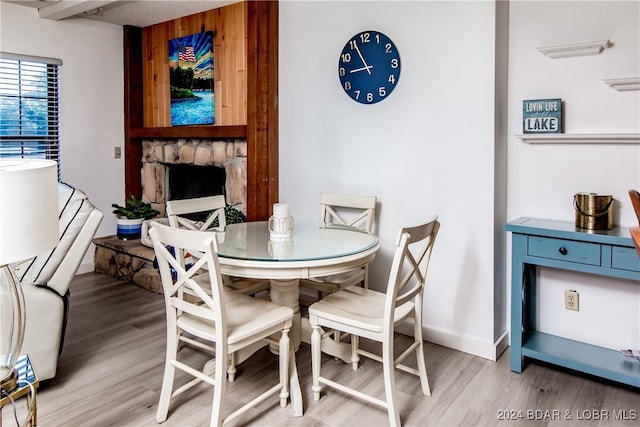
<box><xmin>559</xmin><ymin>247</ymin><xmax>568</xmax><ymax>255</ymax></box>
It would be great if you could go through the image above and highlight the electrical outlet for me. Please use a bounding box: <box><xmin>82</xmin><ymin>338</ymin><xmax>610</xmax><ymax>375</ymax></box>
<box><xmin>564</xmin><ymin>289</ymin><xmax>579</xmax><ymax>311</ymax></box>
<box><xmin>114</xmin><ymin>146</ymin><xmax>122</xmax><ymax>159</ymax></box>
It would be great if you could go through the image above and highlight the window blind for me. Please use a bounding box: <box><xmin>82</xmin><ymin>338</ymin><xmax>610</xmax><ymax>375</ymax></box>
<box><xmin>0</xmin><ymin>52</ymin><xmax>61</xmax><ymax>177</ymax></box>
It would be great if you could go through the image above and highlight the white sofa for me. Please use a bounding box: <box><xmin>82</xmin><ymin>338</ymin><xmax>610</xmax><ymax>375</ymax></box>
<box><xmin>11</xmin><ymin>182</ymin><xmax>103</xmax><ymax>381</ymax></box>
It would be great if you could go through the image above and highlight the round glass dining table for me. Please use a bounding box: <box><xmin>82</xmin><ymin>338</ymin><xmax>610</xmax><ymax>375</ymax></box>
<box><xmin>215</xmin><ymin>220</ymin><xmax>380</xmax><ymax>417</ymax></box>
<box><xmin>216</xmin><ymin>220</ymin><xmax>380</xmax><ymax>279</ymax></box>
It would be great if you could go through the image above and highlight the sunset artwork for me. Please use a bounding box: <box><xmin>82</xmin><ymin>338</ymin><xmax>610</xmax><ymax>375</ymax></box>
<box><xmin>168</xmin><ymin>31</ymin><xmax>214</xmax><ymax>126</ymax></box>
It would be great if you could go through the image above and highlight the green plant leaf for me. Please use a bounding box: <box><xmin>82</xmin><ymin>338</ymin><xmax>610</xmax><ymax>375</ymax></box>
<box><xmin>112</xmin><ymin>195</ymin><xmax>160</xmax><ymax>219</ymax></box>
<box><xmin>207</xmin><ymin>206</ymin><xmax>246</xmax><ymax>228</ymax></box>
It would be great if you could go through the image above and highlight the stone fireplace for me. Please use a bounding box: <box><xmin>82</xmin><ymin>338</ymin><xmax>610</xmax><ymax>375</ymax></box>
<box><xmin>140</xmin><ymin>138</ymin><xmax>247</xmax><ymax>216</ymax></box>
<box><xmin>94</xmin><ymin>138</ymin><xmax>248</xmax><ymax>293</ymax></box>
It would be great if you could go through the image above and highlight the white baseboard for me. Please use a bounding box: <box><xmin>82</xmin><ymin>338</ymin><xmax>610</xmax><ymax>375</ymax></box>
<box><xmin>396</xmin><ymin>321</ymin><xmax>510</xmax><ymax>361</ymax></box>
<box><xmin>76</xmin><ymin>261</ymin><xmax>95</xmax><ymax>275</ymax></box>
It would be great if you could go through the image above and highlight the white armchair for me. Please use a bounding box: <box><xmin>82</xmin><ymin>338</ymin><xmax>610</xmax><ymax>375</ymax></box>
<box><xmin>11</xmin><ymin>182</ymin><xmax>103</xmax><ymax>381</ymax></box>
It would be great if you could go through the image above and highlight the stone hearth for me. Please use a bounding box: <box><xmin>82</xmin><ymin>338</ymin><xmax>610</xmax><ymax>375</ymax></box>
<box><xmin>141</xmin><ymin>138</ymin><xmax>247</xmax><ymax>216</ymax></box>
<box><xmin>93</xmin><ymin>236</ymin><xmax>162</xmax><ymax>293</ymax></box>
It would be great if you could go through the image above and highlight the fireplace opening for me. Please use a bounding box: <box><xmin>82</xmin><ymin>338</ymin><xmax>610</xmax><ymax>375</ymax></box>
<box><xmin>141</xmin><ymin>139</ymin><xmax>247</xmax><ymax>218</ymax></box>
<box><xmin>167</xmin><ymin>164</ymin><xmax>225</xmax><ymax>221</ymax></box>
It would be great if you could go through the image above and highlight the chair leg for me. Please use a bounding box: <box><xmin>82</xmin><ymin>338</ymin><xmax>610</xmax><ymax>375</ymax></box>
<box><xmin>227</xmin><ymin>352</ymin><xmax>236</xmax><ymax>383</ymax></box>
<box><xmin>279</xmin><ymin>326</ymin><xmax>291</xmax><ymax>407</ymax></box>
<box><xmin>176</xmin><ymin>331</ymin><xmax>184</xmax><ymax>351</ymax></box>
<box><xmin>413</xmin><ymin>318</ymin><xmax>431</xmax><ymax>396</ymax></box>
<box><xmin>210</xmin><ymin>342</ymin><xmax>227</xmax><ymax>427</ymax></box>
<box><xmin>351</xmin><ymin>335</ymin><xmax>360</xmax><ymax>370</ymax></box>
<box><xmin>156</xmin><ymin>327</ymin><xmax>178</xmax><ymax>423</ymax></box>
<box><xmin>310</xmin><ymin>321</ymin><xmax>322</xmax><ymax>400</ymax></box>
<box><xmin>382</xmin><ymin>340</ymin><xmax>400</xmax><ymax>427</ymax></box>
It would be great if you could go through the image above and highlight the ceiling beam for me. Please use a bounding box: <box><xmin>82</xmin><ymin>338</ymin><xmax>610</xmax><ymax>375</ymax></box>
<box><xmin>38</xmin><ymin>0</ymin><xmax>117</xmax><ymax>21</ymax></box>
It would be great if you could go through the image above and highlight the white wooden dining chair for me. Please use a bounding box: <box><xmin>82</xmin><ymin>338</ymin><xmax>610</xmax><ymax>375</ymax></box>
<box><xmin>299</xmin><ymin>192</ymin><xmax>377</xmax><ymax>301</ymax></box>
<box><xmin>166</xmin><ymin>196</ymin><xmax>273</xmax><ymax>382</ymax></box>
<box><xmin>166</xmin><ymin>196</ymin><xmax>271</xmax><ymax>297</ymax></box>
<box><xmin>309</xmin><ymin>216</ymin><xmax>440</xmax><ymax>426</ymax></box>
<box><xmin>149</xmin><ymin>223</ymin><xmax>296</xmax><ymax>426</ymax></box>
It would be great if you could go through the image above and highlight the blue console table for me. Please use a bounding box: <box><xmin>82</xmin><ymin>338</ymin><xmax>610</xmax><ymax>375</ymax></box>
<box><xmin>506</xmin><ymin>217</ymin><xmax>640</xmax><ymax>387</ymax></box>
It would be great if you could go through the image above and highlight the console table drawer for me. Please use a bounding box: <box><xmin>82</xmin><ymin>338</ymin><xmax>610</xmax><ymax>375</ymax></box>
<box><xmin>528</xmin><ymin>236</ymin><xmax>601</xmax><ymax>266</ymax></box>
<box><xmin>612</xmin><ymin>246</ymin><xmax>640</xmax><ymax>272</ymax></box>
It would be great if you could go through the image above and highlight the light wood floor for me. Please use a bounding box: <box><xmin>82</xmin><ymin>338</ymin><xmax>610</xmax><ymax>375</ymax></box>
<box><xmin>3</xmin><ymin>272</ymin><xmax>639</xmax><ymax>426</ymax></box>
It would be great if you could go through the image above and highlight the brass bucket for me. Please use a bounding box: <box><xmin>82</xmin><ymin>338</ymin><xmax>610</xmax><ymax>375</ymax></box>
<box><xmin>574</xmin><ymin>193</ymin><xmax>613</xmax><ymax>230</ymax></box>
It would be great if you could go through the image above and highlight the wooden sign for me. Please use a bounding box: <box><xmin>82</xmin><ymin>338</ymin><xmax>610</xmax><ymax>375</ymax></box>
<box><xmin>522</xmin><ymin>98</ymin><xmax>562</xmax><ymax>134</ymax></box>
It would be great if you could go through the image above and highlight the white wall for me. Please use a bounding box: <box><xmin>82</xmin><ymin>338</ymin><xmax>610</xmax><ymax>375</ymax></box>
<box><xmin>507</xmin><ymin>1</ymin><xmax>640</xmax><ymax>350</ymax></box>
<box><xmin>280</xmin><ymin>0</ymin><xmax>640</xmax><ymax>359</ymax></box>
<box><xmin>279</xmin><ymin>0</ymin><xmax>507</xmax><ymax>359</ymax></box>
<box><xmin>0</xmin><ymin>2</ymin><xmax>124</xmax><ymax>272</ymax></box>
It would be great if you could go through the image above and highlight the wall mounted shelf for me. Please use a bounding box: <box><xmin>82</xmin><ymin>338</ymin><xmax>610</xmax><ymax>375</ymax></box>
<box><xmin>516</xmin><ymin>134</ymin><xmax>640</xmax><ymax>144</ymax></box>
<box><xmin>537</xmin><ymin>39</ymin><xmax>612</xmax><ymax>59</ymax></box>
<box><xmin>603</xmin><ymin>77</ymin><xmax>640</xmax><ymax>91</ymax></box>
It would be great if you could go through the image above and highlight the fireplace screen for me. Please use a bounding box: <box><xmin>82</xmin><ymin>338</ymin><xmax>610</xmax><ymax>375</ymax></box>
<box><xmin>167</xmin><ymin>164</ymin><xmax>225</xmax><ymax>203</ymax></box>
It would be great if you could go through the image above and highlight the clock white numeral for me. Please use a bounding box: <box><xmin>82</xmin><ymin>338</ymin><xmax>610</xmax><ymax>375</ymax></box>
<box><xmin>385</xmin><ymin>43</ymin><xmax>392</xmax><ymax>53</ymax></box>
<box><xmin>388</xmin><ymin>74</ymin><xmax>396</xmax><ymax>84</ymax></box>
<box><xmin>379</xmin><ymin>87</ymin><xmax>386</xmax><ymax>97</ymax></box>
<box><xmin>366</xmin><ymin>93</ymin><xmax>374</xmax><ymax>102</ymax></box>
<box><xmin>391</xmin><ymin>58</ymin><xmax>399</xmax><ymax>68</ymax></box>
<box><xmin>360</xmin><ymin>32</ymin><xmax>370</xmax><ymax>43</ymax></box>
<box><xmin>354</xmin><ymin>90</ymin><xmax>361</xmax><ymax>100</ymax></box>
<box><xmin>341</xmin><ymin>53</ymin><xmax>351</xmax><ymax>63</ymax></box>
<box><xmin>344</xmin><ymin>81</ymin><xmax>351</xmax><ymax>91</ymax></box>
<box><xmin>339</xmin><ymin>67</ymin><xmax>346</xmax><ymax>77</ymax></box>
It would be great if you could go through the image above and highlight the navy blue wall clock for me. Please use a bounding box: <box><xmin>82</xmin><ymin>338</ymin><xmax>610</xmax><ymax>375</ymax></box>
<box><xmin>338</xmin><ymin>30</ymin><xmax>401</xmax><ymax>104</ymax></box>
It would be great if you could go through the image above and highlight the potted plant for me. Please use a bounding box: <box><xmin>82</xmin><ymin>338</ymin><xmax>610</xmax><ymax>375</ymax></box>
<box><xmin>112</xmin><ymin>195</ymin><xmax>160</xmax><ymax>240</ymax></box>
<box><xmin>207</xmin><ymin>205</ymin><xmax>247</xmax><ymax>228</ymax></box>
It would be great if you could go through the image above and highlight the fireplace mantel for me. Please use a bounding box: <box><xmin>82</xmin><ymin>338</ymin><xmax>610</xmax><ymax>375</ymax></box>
<box><xmin>130</xmin><ymin>125</ymin><xmax>247</xmax><ymax>139</ymax></box>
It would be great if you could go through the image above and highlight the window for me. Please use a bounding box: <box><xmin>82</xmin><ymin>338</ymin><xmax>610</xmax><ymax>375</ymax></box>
<box><xmin>0</xmin><ymin>52</ymin><xmax>61</xmax><ymax>176</ymax></box>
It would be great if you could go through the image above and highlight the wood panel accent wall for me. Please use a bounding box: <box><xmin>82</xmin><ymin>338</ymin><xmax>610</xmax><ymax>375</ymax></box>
<box><xmin>123</xmin><ymin>26</ymin><xmax>143</xmax><ymax>201</ymax></box>
<box><xmin>141</xmin><ymin>2</ymin><xmax>247</xmax><ymax>126</ymax></box>
<box><xmin>246</xmin><ymin>0</ymin><xmax>279</xmax><ymax>221</ymax></box>
<box><xmin>123</xmin><ymin>0</ymin><xmax>278</xmax><ymax>220</ymax></box>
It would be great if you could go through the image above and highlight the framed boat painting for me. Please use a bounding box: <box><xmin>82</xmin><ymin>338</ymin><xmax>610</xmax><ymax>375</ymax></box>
<box><xmin>168</xmin><ymin>31</ymin><xmax>214</xmax><ymax>126</ymax></box>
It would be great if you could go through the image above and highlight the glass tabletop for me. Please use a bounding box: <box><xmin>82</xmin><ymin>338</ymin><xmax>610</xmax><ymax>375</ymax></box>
<box><xmin>216</xmin><ymin>220</ymin><xmax>379</xmax><ymax>262</ymax></box>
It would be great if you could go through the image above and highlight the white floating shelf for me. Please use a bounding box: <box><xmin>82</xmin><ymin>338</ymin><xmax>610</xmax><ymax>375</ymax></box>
<box><xmin>516</xmin><ymin>134</ymin><xmax>640</xmax><ymax>144</ymax></box>
<box><xmin>603</xmin><ymin>77</ymin><xmax>640</xmax><ymax>91</ymax></box>
<box><xmin>537</xmin><ymin>39</ymin><xmax>613</xmax><ymax>59</ymax></box>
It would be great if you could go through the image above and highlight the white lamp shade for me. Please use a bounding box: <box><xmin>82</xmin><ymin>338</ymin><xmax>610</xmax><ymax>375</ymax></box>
<box><xmin>0</xmin><ymin>159</ymin><xmax>59</xmax><ymax>265</ymax></box>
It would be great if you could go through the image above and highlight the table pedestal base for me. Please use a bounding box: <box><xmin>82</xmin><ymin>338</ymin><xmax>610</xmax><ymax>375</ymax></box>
<box><xmin>269</xmin><ymin>279</ymin><xmax>301</xmax><ymax>351</ymax></box>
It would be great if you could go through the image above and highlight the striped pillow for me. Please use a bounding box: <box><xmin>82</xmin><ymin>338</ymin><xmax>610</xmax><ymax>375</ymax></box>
<box><xmin>13</xmin><ymin>182</ymin><xmax>94</xmax><ymax>293</ymax></box>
